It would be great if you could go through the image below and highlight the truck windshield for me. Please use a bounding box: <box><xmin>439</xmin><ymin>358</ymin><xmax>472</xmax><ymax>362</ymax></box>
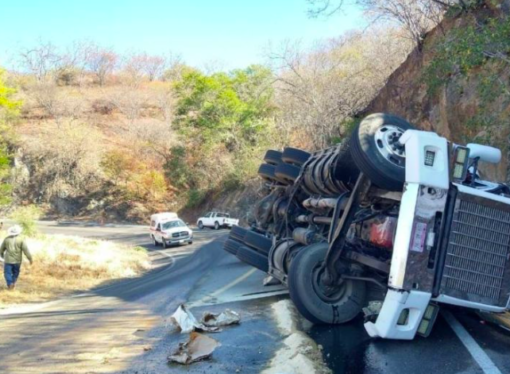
<box><xmin>163</xmin><ymin>220</ymin><xmax>186</xmax><ymax>230</ymax></box>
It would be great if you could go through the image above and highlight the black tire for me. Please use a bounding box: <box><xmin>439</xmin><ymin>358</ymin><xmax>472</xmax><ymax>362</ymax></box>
<box><xmin>162</xmin><ymin>238</ymin><xmax>168</xmax><ymax>249</ymax></box>
<box><xmin>214</xmin><ymin>221</ymin><xmax>220</xmax><ymax>230</ymax></box>
<box><xmin>243</xmin><ymin>230</ymin><xmax>272</xmax><ymax>255</ymax></box>
<box><xmin>258</xmin><ymin>163</ymin><xmax>277</xmax><ymax>181</ymax></box>
<box><xmin>275</xmin><ymin>163</ymin><xmax>301</xmax><ymax>183</ymax></box>
<box><xmin>198</xmin><ymin>221</ymin><xmax>204</xmax><ymax>230</ymax></box>
<box><xmin>188</xmin><ymin>241</ymin><xmax>193</xmax><ymax>245</ymax></box>
<box><xmin>288</xmin><ymin>243</ymin><xmax>366</xmax><ymax>324</ymax></box>
<box><xmin>230</xmin><ymin>225</ymin><xmax>248</xmax><ymax>242</ymax></box>
<box><xmin>224</xmin><ymin>238</ymin><xmax>243</xmax><ymax>255</ymax></box>
<box><xmin>282</xmin><ymin>147</ymin><xmax>311</xmax><ymax>166</ymax></box>
<box><xmin>153</xmin><ymin>236</ymin><xmax>159</xmax><ymax>247</ymax></box>
<box><xmin>264</xmin><ymin>150</ymin><xmax>283</xmax><ymax>166</ymax></box>
<box><xmin>350</xmin><ymin>113</ymin><xmax>415</xmax><ymax>191</ymax></box>
<box><xmin>237</xmin><ymin>245</ymin><xmax>269</xmax><ymax>273</ymax></box>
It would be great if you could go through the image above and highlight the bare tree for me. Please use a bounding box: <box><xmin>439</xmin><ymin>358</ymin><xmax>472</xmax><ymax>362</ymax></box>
<box><xmin>307</xmin><ymin>0</ymin><xmax>459</xmax><ymax>46</ymax></box>
<box><xmin>55</xmin><ymin>40</ymin><xmax>95</xmax><ymax>85</ymax></box>
<box><xmin>269</xmin><ymin>29</ymin><xmax>412</xmax><ymax>149</ymax></box>
<box><xmin>18</xmin><ymin>40</ymin><xmax>61</xmax><ymax>81</ymax></box>
<box><xmin>85</xmin><ymin>45</ymin><xmax>118</xmax><ymax>86</ymax></box>
<box><xmin>122</xmin><ymin>52</ymin><xmax>147</xmax><ymax>85</ymax></box>
<box><xmin>144</xmin><ymin>55</ymin><xmax>166</xmax><ymax>81</ymax></box>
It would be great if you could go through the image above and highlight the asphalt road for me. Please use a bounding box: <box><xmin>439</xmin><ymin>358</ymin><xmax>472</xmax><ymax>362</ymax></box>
<box><xmin>0</xmin><ymin>221</ymin><xmax>509</xmax><ymax>374</ymax></box>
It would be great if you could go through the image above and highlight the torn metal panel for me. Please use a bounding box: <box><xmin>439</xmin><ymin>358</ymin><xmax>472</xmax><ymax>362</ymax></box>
<box><xmin>168</xmin><ymin>332</ymin><xmax>221</xmax><ymax>365</ymax></box>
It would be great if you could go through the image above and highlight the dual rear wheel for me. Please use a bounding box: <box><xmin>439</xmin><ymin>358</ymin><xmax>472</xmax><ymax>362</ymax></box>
<box><xmin>288</xmin><ymin>243</ymin><xmax>366</xmax><ymax>324</ymax></box>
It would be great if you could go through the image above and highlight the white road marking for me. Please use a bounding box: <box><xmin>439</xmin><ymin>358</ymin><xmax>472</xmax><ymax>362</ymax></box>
<box><xmin>443</xmin><ymin>310</ymin><xmax>502</xmax><ymax>374</ymax></box>
<box><xmin>188</xmin><ymin>268</ymin><xmax>257</xmax><ymax>308</ymax></box>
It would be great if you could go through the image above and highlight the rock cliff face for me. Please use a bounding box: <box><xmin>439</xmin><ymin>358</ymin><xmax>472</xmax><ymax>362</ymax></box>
<box><xmin>366</xmin><ymin>1</ymin><xmax>510</xmax><ymax>182</ymax></box>
<box><xmin>179</xmin><ymin>179</ymin><xmax>263</xmax><ymax>225</ymax></box>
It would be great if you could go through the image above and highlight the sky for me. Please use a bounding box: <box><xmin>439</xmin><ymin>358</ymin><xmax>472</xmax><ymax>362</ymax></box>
<box><xmin>0</xmin><ymin>0</ymin><xmax>365</xmax><ymax>70</ymax></box>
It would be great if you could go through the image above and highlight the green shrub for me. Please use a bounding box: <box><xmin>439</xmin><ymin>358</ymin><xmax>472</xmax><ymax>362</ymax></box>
<box><xmin>186</xmin><ymin>189</ymin><xmax>205</xmax><ymax>208</ymax></box>
<box><xmin>10</xmin><ymin>205</ymin><xmax>42</xmax><ymax>237</ymax></box>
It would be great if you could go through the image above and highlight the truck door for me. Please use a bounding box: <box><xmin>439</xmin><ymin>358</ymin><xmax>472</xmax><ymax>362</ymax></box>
<box><xmin>155</xmin><ymin>222</ymin><xmax>162</xmax><ymax>243</ymax></box>
<box><xmin>204</xmin><ymin>212</ymin><xmax>212</xmax><ymax>227</ymax></box>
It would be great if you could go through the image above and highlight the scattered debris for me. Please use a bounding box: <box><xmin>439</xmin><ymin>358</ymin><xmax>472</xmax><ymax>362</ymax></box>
<box><xmin>168</xmin><ymin>332</ymin><xmax>221</xmax><ymax>365</ymax></box>
<box><xmin>201</xmin><ymin>309</ymin><xmax>240</xmax><ymax>328</ymax></box>
<box><xmin>169</xmin><ymin>304</ymin><xmax>240</xmax><ymax>333</ymax></box>
<box><xmin>143</xmin><ymin>346</ymin><xmax>152</xmax><ymax>352</ymax></box>
<box><xmin>168</xmin><ymin>304</ymin><xmax>220</xmax><ymax>333</ymax></box>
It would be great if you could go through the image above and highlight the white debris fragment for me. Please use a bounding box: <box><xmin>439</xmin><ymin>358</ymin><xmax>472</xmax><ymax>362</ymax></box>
<box><xmin>168</xmin><ymin>304</ymin><xmax>240</xmax><ymax>333</ymax></box>
<box><xmin>168</xmin><ymin>332</ymin><xmax>221</xmax><ymax>365</ymax></box>
<box><xmin>201</xmin><ymin>309</ymin><xmax>240</xmax><ymax>328</ymax></box>
<box><xmin>168</xmin><ymin>305</ymin><xmax>219</xmax><ymax>333</ymax></box>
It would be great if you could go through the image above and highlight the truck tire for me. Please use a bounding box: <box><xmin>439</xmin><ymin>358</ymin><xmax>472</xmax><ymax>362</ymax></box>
<box><xmin>264</xmin><ymin>150</ymin><xmax>283</xmax><ymax>166</ymax></box>
<box><xmin>350</xmin><ymin>113</ymin><xmax>415</xmax><ymax>191</ymax></box>
<box><xmin>275</xmin><ymin>163</ymin><xmax>301</xmax><ymax>183</ymax></box>
<box><xmin>230</xmin><ymin>225</ymin><xmax>248</xmax><ymax>242</ymax></box>
<box><xmin>214</xmin><ymin>221</ymin><xmax>220</xmax><ymax>230</ymax></box>
<box><xmin>198</xmin><ymin>221</ymin><xmax>204</xmax><ymax>230</ymax></box>
<box><xmin>224</xmin><ymin>238</ymin><xmax>243</xmax><ymax>255</ymax></box>
<box><xmin>282</xmin><ymin>147</ymin><xmax>311</xmax><ymax>166</ymax></box>
<box><xmin>288</xmin><ymin>243</ymin><xmax>366</xmax><ymax>324</ymax></box>
<box><xmin>243</xmin><ymin>230</ymin><xmax>272</xmax><ymax>255</ymax></box>
<box><xmin>237</xmin><ymin>245</ymin><xmax>269</xmax><ymax>273</ymax></box>
<box><xmin>258</xmin><ymin>163</ymin><xmax>278</xmax><ymax>182</ymax></box>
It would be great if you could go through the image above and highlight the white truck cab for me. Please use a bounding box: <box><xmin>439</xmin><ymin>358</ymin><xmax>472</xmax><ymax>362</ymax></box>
<box><xmin>150</xmin><ymin>212</ymin><xmax>193</xmax><ymax>248</ymax></box>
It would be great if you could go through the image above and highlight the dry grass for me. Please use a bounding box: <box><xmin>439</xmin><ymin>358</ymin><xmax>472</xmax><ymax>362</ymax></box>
<box><xmin>0</xmin><ymin>234</ymin><xmax>149</xmax><ymax>306</ymax></box>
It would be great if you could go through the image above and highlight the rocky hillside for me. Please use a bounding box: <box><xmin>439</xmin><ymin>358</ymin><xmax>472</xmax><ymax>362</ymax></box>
<box><xmin>366</xmin><ymin>0</ymin><xmax>510</xmax><ymax>182</ymax></box>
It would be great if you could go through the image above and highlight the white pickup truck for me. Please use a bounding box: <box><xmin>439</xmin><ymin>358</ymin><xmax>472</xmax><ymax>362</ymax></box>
<box><xmin>197</xmin><ymin>212</ymin><xmax>239</xmax><ymax>230</ymax></box>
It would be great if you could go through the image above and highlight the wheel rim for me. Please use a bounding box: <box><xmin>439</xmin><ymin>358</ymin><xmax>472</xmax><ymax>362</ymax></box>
<box><xmin>374</xmin><ymin>125</ymin><xmax>406</xmax><ymax>167</ymax></box>
<box><xmin>311</xmin><ymin>263</ymin><xmax>348</xmax><ymax>303</ymax></box>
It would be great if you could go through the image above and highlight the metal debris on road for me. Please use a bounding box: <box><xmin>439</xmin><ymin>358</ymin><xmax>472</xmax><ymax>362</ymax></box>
<box><xmin>169</xmin><ymin>304</ymin><xmax>240</xmax><ymax>333</ymax></box>
<box><xmin>201</xmin><ymin>309</ymin><xmax>240</xmax><ymax>328</ymax></box>
<box><xmin>168</xmin><ymin>332</ymin><xmax>221</xmax><ymax>365</ymax></box>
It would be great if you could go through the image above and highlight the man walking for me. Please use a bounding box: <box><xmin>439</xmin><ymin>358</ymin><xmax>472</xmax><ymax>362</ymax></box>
<box><xmin>0</xmin><ymin>225</ymin><xmax>33</xmax><ymax>290</ymax></box>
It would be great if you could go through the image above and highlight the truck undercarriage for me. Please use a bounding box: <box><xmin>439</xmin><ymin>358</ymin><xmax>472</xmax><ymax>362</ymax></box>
<box><xmin>223</xmin><ymin>113</ymin><xmax>510</xmax><ymax>340</ymax></box>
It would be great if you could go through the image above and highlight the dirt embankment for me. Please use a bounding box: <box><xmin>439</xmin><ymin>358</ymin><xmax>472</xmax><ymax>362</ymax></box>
<box><xmin>365</xmin><ymin>1</ymin><xmax>510</xmax><ymax>182</ymax></box>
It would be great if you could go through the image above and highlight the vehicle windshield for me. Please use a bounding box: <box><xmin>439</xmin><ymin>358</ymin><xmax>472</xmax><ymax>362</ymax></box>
<box><xmin>162</xmin><ymin>220</ymin><xmax>186</xmax><ymax>230</ymax></box>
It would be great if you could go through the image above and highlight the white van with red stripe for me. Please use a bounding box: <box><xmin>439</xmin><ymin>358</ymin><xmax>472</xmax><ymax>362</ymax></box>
<box><xmin>150</xmin><ymin>212</ymin><xmax>193</xmax><ymax>248</ymax></box>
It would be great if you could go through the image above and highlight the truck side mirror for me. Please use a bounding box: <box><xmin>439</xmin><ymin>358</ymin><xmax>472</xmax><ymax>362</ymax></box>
<box><xmin>467</xmin><ymin>143</ymin><xmax>501</xmax><ymax>164</ymax></box>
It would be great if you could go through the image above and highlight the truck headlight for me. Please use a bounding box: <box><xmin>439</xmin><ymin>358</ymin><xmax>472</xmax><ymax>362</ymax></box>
<box><xmin>451</xmin><ymin>146</ymin><xmax>470</xmax><ymax>182</ymax></box>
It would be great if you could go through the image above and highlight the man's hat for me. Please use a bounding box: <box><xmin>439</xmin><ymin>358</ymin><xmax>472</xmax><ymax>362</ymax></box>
<box><xmin>7</xmin><ymin>225</ymin><xmax>23</xmax><ymax>236</ymax></box>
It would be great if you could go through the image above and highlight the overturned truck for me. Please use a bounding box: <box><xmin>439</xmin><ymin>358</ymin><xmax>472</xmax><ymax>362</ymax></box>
<box><xmin>224</xmin><ymin>113</ymin><xmax>510</xmax><ymax>340</ymax></box>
